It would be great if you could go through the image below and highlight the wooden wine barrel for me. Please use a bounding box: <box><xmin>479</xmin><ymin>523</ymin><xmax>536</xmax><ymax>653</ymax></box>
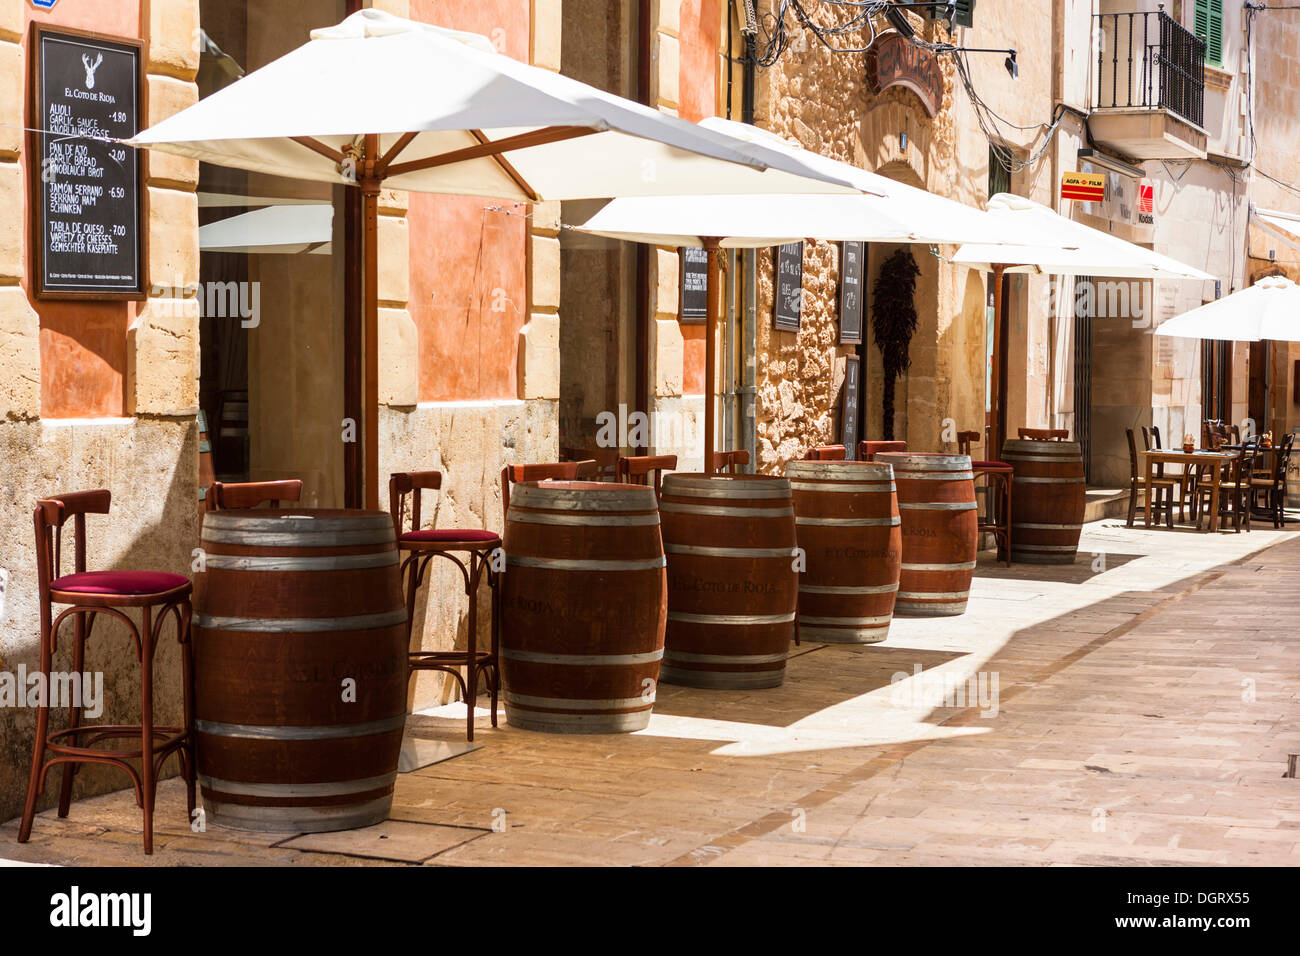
<box><xmin>875</xmin><ymin>453</ymin><xmax>978</xmax><ymax>617</ymax></box>
<box><xmin>501</xmin><ymin>482</ymin><xmax>666</xmax><ymax>734</ymax></box>
<box><xmin>1001</xmin><ymin>439</ymin><xmax>1086</xmax><ymax>564</ymax></box>
<box><xmin>785</xmin><ymin>461</ymin><xmax>901</xmax><ymax>644</ymax></box>
<box><xmin>659</xmin><ymin>474</ymin><xmax>797</xmax><ymax>688</ymax></box>
<box><xmin>193</xmin><ymin>509</ymin><xmax>407</xmax><ymax>832</ymax></box>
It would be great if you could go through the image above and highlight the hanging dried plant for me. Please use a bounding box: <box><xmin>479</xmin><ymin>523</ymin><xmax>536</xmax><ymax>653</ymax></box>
<box><xmin>870</xmin><ymin>249</ymin><xmax>920</xmax><ymax>441</ymax></box>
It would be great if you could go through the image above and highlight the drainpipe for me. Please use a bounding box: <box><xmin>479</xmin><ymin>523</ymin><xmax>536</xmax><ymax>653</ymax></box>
<box><xmin>739</xmin><ymin>0</ymin><xmax>758</xmax><ymax>472</ymax></box>
<box><xmin>635</xmin><ymin>0</ymin><xmax>652</xmax><ymax>454</ymax></box>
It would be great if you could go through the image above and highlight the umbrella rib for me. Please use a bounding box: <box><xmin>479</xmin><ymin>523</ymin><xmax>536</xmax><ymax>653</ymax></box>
<box><xmin>378</xmin><ymin>132</ymin><xmax>419</xmax><ymax>170</ymax></box>
<box><xmin>291</xmin><ymin>136</ymin><xmax>347</xmax><ymax>164</ymax></box>
<box><xmin>383</xmin><ymin>125</ymin><xmax>597</xmax><ymax>179</ymax></box>
<box><xmin>469</xmin><ymin>129</ymin><xmax>540</xmax><ymax>202</ymax></box>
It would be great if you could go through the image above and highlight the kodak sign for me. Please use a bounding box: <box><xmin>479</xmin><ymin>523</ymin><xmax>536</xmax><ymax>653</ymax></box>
<box><xmin>1061</xmin><ymin>171</ymin><xmax>1106</xmax><ymax>203</ymax></box>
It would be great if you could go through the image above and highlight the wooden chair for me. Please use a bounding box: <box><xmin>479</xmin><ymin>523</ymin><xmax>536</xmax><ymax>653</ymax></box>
<box><xmin>1141</xmin><ymin>427</ymin><xmax>1187</xmax><ymax>521</ymax></box>
<box><xmin>1194</xmin><ymin>446</ymin><xmax>1254</xmax><ymax>533</ymax></box>
<box><xmin>19</xmin><ymin>490</ymin><xmax>195</xmax><ymax>855</ymax></box>
<box><xmin>1250</xmin><ymin>433</ymin><xmax>1294</xmax><ymax>528</ymax></box>
<box><xmin>858</xmin><ymin>440</ymin><xmax>907</xmax><ymax>459</ymax></box>
<box><xmin>616</xmin><ymin>454</ymin><xmax>677</xmax><ymax>496</ymax></box>
<box><xmin>804</xmin><ymin>445</ymin><xmax>847</xmax><ymax>461</ymax></box>
<box><xmin>958</xmin><ymin>430</ymin><xmax>1013</xmax><ymax>566</ymax></box>
<box><xmin>710</xmin><ymin>450</ymin><xmax>751</xmax><ymax>473</ymax></box>
<box><xmin>207</xmin><ymin>479</ymin><xmax>303</xmax><ymax>511</ymax></box>
<box><xmin>1018</xmin><ymin>428</ymin><xmax>1068</xmax><ymax>441</ymax></box>
<box><xmin>1126</xmin><ymin>428</ymin><xmax>1178</xmax><ymax>528</ymax></box>
<box><xmin>390</xmin><ymin>472</ymin><xmax>501</xmax><ymax>741</ymax></box>
<box><xmin>501</xmin><ymin>461</ymin><xmax>594</xmax><ymax>524</ymax></box>
<box><xmin>561</xmin><ymin>445</ymin><xmax>618</xmax><ymax>482</ymax></box>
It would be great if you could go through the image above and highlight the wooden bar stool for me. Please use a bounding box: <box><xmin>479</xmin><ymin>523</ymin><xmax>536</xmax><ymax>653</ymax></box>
<box><xmin>616</xmin><ymin>454</ymin><xmax>677</xmax><ymax>495</ymax></box>
<box><xmin>858</xmin><ymin>440</ymin><xmax>907</xmax><ymax>460</ymax></box>
<box><xmin>710</xmin><ymin>449</ymin><xmax>750</xmax><ymax>473</ymax></box>
<box><xmin>207</xmin><ymin>479</ymin><xmax>303</xmax><ymax>511</ymax></box>
<box><xmin>391</xmin><ymin>472</ymin><xmax>501</xmax><ymax>742</ymax></box>
<box><xmin>959</xmin><ymin>431</ymin><xmax>1013</xmax><ymax>567</ymax></box>
<box><xmin>804</xmin><ymin>445</ymin><xmax>847</xmax><ymax>461</ymax></box>
<box><xmin>1018</xmin><ymin>428</ymin><xmax>1069</xmax><ymax>441</ymax></box>
<box><xmin>19</xmin><ymin>490</ymin><xmax>195</xmax><ymax>855</ymax></box>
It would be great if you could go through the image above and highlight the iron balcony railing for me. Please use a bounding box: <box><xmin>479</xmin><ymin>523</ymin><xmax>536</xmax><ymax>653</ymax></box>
<box><xmin>1094</xmin><ymin>10</ymin><xmax>1206</xmax><ymax>128</ymax></box>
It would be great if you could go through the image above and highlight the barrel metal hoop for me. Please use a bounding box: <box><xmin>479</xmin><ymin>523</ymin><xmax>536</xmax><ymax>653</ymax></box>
<box><xmin>663</xmin><ymin>650</ymin><xmax>789</xmax><ymax>664</ymax></box>
<box><xmin>667</xmin><ymin>610</ymin><xmax>795</xmax><ymax>626</ymax></box>
<box><xmin>661</xmin><ymin>477</ymin><xmax>792</xmax><ymax>500</ymax></box>
<box><xmin>1015</xmin><ymin>522</ymin><xmax>1084</xmax><ymax>531</ymax></box>
<box><xmin>195</xmin><ymin>608</ymin><xmax>407</xmax><ymax>632</ymax></box>
<box><xmin>893</xmin><ymin>472</ymin><xmax>976</xmax><ymax>481</ymax></box>
<box><xmin>201</xmin><ymin>513</ymin><xmax>395</xmax><ymax>534</ymax></box>
<box><xmin>800</xmin><ymin>582</ymin><xmax>899</xmax><ymax>595</ymax></box>
<box><xmin>510</xmin><ymin>485</ymin><xmax>658</xmax><ymax>512</ymax></box>
<box><xmin>876</xmin><ymin>454</ymin><xmax>972</xmax><ymax>469</ymax></box>
<box><xmin>1011</xmin><ymin>476</ymin><xmax>1086</xmax><ymax>484</ymax></box>
<box><xmin>505</xmin><ymin>554</ymin><xmax>666</xmax><ymax>572</ymax></box>
<box><xmin>509</xmin><ymin>511</ymin><xmax>661</xmax><ymax>527</ymax></box>
<box><xmin>664</xmin><ymin>544</ymin><xmax>797</xmax><ymax>559</ymax></box>
<box><xmin>201</xmin><ymin>528</ymin><xmax>396</xmax><ymax>548</ymax></box>
<box><xmin>203</xmin><ymin>552</ymin><xmax>399</xmax><ymax>572</ymax></box>
<box><xmin>500</xmin><ymin>647</ymin><xmax>665</xmax><ymax>666</ymax></box>
<box><xmin>195</xmin><ymin>713</ymin><xmax>407</xmax><ymax>740</ymax></box>
<box><xmin>795</xmin><ymin>516</ymin><xmax>900</xmax><ymax>527</ymax></box>
<box><xmin>898</xmin><ymin>502</ymin><xmax>978</xmax><ymax>511</ymax></box>
<box><xmin>798</xmin><ymin>614</ymin><xmax>894</xmax><ymax>627</ymax></box>
<box><xmin>198</xmin><ymin>772</ymin><xmax>396</xmax><ymax>798</ymax></box>
<box><xmin>502</xmin><ymin>691</ymin><xmax>653</xmax><ymax>710</ymax></box>
<box><xmin>659</xmin><ymin>501</ymin><xmax>794</xmax><ymax>518</ymax></box>
<box><xmin>204</xmin><ymin>796</ymin><xmax>393</xmax><ymax>832</ymax></box>
<box><xmin>897</xmin><ymin>590</ymin><xmax>971</xmax><ymax>600</ymax></box>
<box><xmin>902</xmin><ymin>561</ymin><xmax>979</xmax><ymax>571</ymax></box>
<box><xmin>789</xmin><ymin>481</ymin><xmax>897</xmax><ymax>494</ymax></box>
<box><xmin>785</xmin><ymin>463</ymin><xmax>894</xmax><ymax>482</ymax></box>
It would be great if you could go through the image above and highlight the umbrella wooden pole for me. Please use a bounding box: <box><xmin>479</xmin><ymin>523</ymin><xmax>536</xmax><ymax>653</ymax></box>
<box><xmin>704</xmin><ymin>237</ymin><xmax>721</xmax><ymax>474</ymax></box>
<box><xmin>363</xmin><ymin>133</ymin><xmax>381</xmax><ymax>510</ymax></box>
<box><xmin>989</xmin><ymin>263</ymin><xmax>1007</xmax><ymax>457</ymax></box>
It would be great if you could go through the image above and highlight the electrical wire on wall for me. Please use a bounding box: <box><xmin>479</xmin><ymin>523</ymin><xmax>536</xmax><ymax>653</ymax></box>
<box><xmin>1244</xmin><ymin>2</ymin><xmax>1300</xmax><ymax>199</ymax></box>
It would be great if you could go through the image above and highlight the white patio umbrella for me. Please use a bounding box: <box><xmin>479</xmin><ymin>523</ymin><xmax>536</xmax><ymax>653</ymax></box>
<box><xmin>1153</xmin><ymin>275</ymin><xmax>1300</xmax><ymax>342</ymax></box>
<box><xmin>200</xmin><ymin>204</ymin><xmax>333</xmax><ymax>255</ymax></box>
<box><xmin>949</xmin><ymin>193</ymin><xmax>1213</xmax><ymax>452</ymax></box>
<box><xmin>578</xmin><ymin>118</ymin><xmax>1031</xmax><ymax>469</ymax></box>
<box><xmin>130</xmin><ymin>9</ymin><xmax>862</xmax><ymax>507</ymax></box>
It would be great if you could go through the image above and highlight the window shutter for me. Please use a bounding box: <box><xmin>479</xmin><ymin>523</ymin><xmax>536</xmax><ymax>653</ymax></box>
<box><xmin>1194</xmin><ymin>0</ymin><xmax>1223</xmax><ymax>66</ymax></box>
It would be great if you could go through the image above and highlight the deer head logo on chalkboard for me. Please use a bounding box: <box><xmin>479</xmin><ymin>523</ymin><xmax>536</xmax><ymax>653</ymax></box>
<box><xmin>81</xmin><ymin>52</ymin><xmax>103</xmax><ymax>90</ymax></box>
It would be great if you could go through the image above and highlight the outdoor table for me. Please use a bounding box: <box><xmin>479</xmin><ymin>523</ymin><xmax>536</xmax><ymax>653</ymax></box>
<box><xmin>1139</xmin><ymin>449</ymin><xmax>1234</xmax><ymax>532</ymax></box>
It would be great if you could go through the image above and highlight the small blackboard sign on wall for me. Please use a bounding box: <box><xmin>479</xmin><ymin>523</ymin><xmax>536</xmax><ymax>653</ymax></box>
<box><xmin>32</xmin><ymin>27</ymin><xmax>145</xmax><ymax>300</ymax></box>
<box><xmin>839</xmin><ymin>241</ymin><xmax>865</xmax><ymax>344</ymax></box>
<box><xmin>841</xmin><ymin>355</ymin><xmax>861</xmax><ymax>458</ymax></box>
<box><xmin>679</xmin><ymin>246</ymin><xmax>708</xmax><ymax>324</ymax></box>
<box><xmin>774</xmin><ymin>242</ymin><xmax>803</xmax><ymax>332</ymax></box>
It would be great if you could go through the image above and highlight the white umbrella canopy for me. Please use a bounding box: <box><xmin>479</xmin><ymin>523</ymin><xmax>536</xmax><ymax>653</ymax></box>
<box><xmin>952</xmin><ymin>193</ymin><xmax>1215</xmax><ymax>280</ymax></box>
<box><xmin>130</xmin><ymin>10</ymin><xmax>862</xmax><ymax>200</ymax></box>
<box><xmin>1154</xmin><ymin>274</ymin><xmax>1300</xmax><ymax>342</ymax></box>
<box><xmin>131</xmin><ymin>9</ymin><xmax>867</xmax><ymax>507</ymax></box>
<box><xmin>578</xmin><ymin>118</ymin><xmax>1025</xmax><ymax>248</ymax></box>
<box><xmin>199</xmin><ymin>204</ymin><xmax>333</xmax><ymax>255</ymax></box>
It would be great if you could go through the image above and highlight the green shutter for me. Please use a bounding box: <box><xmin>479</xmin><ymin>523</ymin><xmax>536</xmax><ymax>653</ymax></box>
<box><xmin>1194</xmin><ymin>0</ymin><xmax>1223</xmax><ymax>67</ymax></box>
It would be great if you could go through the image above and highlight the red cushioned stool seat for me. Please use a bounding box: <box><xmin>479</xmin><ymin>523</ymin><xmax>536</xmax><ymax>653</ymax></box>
<box><xmin>50</xmin><ymin>570</ymin><xmax>190</xmax><ymax>595</ymax></box>
<box><xmin>400</xmin><ymin>528</ymin><xmax>500</xmax><ymax>544</ymax></box>
<box><xmin>972</xmin><ymin>460</ymin><xmax>1013</xmax><ymax>470</ymax></box>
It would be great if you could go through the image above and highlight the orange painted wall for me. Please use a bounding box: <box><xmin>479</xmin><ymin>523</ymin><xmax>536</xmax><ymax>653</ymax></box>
<box><xmin>409</xmin><ymin>0</ymin><xmax>530</xmax><ymax>402</ymax></box>
<box><xmin>24</xmin><ymin>3</ymin><xmax>143</xmax><ymax>417</ymax></box>
<box><xmin>678</xmin><ymin>0</ymin><xmax>721</xmax><ymax>395</ymax></box>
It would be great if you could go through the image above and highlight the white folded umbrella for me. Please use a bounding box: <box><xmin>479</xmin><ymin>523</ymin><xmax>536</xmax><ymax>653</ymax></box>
<box><xmin>1154</xmin><ymin>274</ymin><xmax>1300</xmax><ymax>342</ymax></box>
<box><xmin>130</xmin><ymin>9</ymin><xmax>863</xmax><ymax>506</ymax></box>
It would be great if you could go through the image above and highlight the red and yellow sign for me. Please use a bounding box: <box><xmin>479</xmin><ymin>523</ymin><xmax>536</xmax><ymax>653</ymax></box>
<box><xmin>1061</xmin><ymin>171</ymin><xmax>1106</xmax><ymax>203</ymax></box>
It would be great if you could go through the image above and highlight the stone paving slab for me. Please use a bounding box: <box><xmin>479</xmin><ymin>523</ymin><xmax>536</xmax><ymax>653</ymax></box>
<box><xmin>1</xmin><ymin>519</ymin><xmax>1296</xmax><ymax>866</ymax></box>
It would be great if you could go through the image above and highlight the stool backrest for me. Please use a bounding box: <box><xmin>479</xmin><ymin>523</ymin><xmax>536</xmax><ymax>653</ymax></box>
<box><xmin>501</xmin><ymin>461</ymin><xmax>592</xmax><ymax>522</ymax></box>
<box><xmin>389</xmin><ymin>471</ymin><xmax>443</xmax><ymax>537</ymax></box>
<box><xmin>710</xmin><ymin>449</ymin><xmax>750</xmax><ymax>474</ymax></box>
<box><xmin>858</xmin><ymin>440</ymin><xmax>906</xmax><ymax>460</ymax></box>
<box><xmin>956</xmin><ymin>431</ymin><xmax>981</xmax><ymax>457</ymax></box>
<box><xmin>32</xmin><ymin>490</ymin><xmax>112</xmax><ymax>594</ymax></box>
<box><xmin>804</xmin><ymin>445</ymin><xmax>847</xmax><ymax>461</ymax></box>
<box><xmin>1126</xmin><ymin>428</ymin><xmax>1141</xmax><ymax>480</ymax></box>
<box><xmin>209</xmin><ymin>480</ymin><xmax>303</xmax><ymax>512</ymax></box>
<box><xmin>616</xmin><ymin>454</ymin><xmax>677</xmax><ymax>496</ymax></box>
<box><xmin>1018</xmin><ymin>428</ymin><xmax>1068</xmax><ymax>441</ymax></box>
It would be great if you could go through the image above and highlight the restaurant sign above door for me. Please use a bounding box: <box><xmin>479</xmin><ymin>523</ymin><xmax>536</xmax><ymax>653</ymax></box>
<box><xmin>31</xmin><ymin>27</ymin><xmax>144</xmax><ymax>299</ymax></box>
<box><xmin>866</xmin><ymin>32</ymin><xmax>944</xmax><ymax>118</ymax></box>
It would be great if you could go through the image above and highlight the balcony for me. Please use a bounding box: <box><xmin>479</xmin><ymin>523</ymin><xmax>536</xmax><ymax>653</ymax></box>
<box><xmin>1090</xmin><ymin>10</ymin><xmax>1208</xmax><ymax>161</ymax></box>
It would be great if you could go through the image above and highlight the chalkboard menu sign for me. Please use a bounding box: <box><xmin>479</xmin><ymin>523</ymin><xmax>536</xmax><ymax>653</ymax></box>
<box><xmin>679</xmin><ymin>246</ymin><xmax>708</xmax><ymax>324</ymax></box>
<box><xmin>774</xmin><ymin>242</ymin><xmax>803</xmax><ymax>332</ymax></box>
<box><xmin>32</xmin><ymin>27</ymin><xmax>144</xmax><ymax>299</ymax></box>
<box><xmin>841</xmin><ymin>355</ymin><xmax>861</xmax><ymax>459</ymax></box>
<box><xmin>839</xmin><ymin>241</ymin><xmax>865</xmax><ymax>344</ymax></box>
